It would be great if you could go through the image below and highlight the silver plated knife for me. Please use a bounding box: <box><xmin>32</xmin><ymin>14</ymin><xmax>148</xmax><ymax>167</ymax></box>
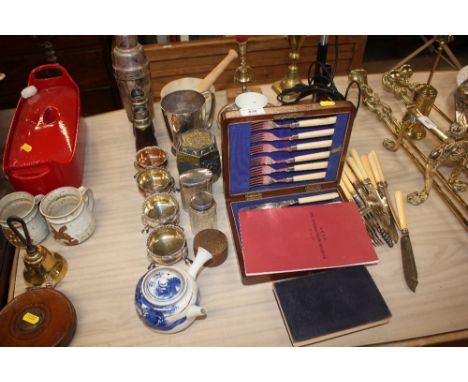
<box><xmin>395</xmin><ymin>191</ymin><xmax>418</xmax><ymax>292</ymax></box>
<box><xmin>240</xmin><ymin>191</ymin><xmax>340</xmax><ymax>211</ymax></box>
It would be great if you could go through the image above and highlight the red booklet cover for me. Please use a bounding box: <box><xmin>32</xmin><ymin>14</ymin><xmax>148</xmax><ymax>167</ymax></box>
<box><xmin>238</xmin><ymin>202</ymin><xmax>378</xmax><ymax>275</ymax></box>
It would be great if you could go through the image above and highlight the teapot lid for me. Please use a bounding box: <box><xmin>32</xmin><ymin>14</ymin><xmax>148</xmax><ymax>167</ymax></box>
<box><xmin>142</xmin><ymin>267</ymin><xmax>188</xmax><ymax>306</ymax></box>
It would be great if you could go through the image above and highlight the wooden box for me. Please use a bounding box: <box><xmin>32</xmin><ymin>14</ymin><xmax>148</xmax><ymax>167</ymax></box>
<box><xmin>220</xmin><ymin>101</ymin><xmax>356</xmax><ymax>284</ymax></box>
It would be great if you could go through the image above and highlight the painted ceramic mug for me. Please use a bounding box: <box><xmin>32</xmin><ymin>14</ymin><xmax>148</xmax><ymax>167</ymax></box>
<box><xmin>0</xmin><ymin>191</ymin><xmax>49</xmax><ymax>246</ymax></box>
<box><xmin>39</xmin><ymin>186</ymin><xmax>95</xmax><ymax>246</ymax></box>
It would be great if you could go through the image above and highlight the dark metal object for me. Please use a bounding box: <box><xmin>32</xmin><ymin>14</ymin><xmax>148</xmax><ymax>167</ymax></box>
<box><xmin>400</xmin><ymin>229</ymin><xmax>418</xmax><ymax>292</ymax></box>
<box><xmin>131</xmin><ymin>88</ymin><xmax>157</xmax><ymax>151</ymax></box>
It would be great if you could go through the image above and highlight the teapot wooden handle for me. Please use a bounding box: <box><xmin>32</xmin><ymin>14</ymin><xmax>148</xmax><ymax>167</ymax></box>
<box><xmin>194</xmin><ymin>49</ymin><xmax>238</xmax><ymax>93</ymax></box>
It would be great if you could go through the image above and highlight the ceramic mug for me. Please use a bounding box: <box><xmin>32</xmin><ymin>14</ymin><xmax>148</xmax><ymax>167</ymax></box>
<box><xmin>39</xmin><ymin>186</ymin><xmax>95</xmax><ymax>246</ymax></box>
<box><xmin>0</xmin><ymin>191</ymin><xmax>49</xmax><ymax>246</ymax></box>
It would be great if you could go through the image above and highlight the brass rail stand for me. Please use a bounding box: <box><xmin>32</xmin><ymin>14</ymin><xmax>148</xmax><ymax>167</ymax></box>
<box><xmin>349</xmin><ymin>69</ymin><xmax>468</xmax><ymax>230</ymax></box>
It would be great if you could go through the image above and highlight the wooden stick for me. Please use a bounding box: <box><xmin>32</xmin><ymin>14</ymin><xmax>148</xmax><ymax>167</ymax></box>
<box><xmin>194</xmin><ymin>49</ymin><xmax>238</xmax><ymax>93</ymax></box>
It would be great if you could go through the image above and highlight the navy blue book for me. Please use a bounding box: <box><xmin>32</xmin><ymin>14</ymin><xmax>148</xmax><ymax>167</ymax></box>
<box><xmin>273</xmin><ymin>266</ymin><xmax>391</xmax><ymax>346</ymax></box>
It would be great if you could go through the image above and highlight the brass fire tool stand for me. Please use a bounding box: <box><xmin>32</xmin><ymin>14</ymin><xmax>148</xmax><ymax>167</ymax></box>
<box><xmin>272</xmin><ymin>36</ymin><xmax>305</xmax><ymax>102</ymax></box>
<box><xmin>349</xmin><ymin>68</ymin><xmax>468</xmax><ymax>230</ymax></box>
<box><xmin>391</xmin><ymin>35</ymin><xmax>463</xmax><ymax>73</ymax></box>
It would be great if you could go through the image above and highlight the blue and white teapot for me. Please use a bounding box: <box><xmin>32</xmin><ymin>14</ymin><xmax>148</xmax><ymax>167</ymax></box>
<box><xmin>135</xmin><ymin>247</ymin><xmax>212</xmax><ymax>333</ymax></box>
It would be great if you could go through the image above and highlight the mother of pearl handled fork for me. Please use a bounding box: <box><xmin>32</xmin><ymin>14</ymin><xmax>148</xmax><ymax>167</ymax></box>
<box><xmin>250</xmin><ymin>128</ymin><xmax>334</xmax><ymax>143</ymax></box>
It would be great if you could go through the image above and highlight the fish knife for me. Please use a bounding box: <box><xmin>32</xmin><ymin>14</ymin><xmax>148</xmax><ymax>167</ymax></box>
<box><xmin>240</xmin><ymin>191</ymin><xmax>339</xmax><ymax>211</ymax></box>
<box><xmin>395</xmin><ymin>191</ymin><xmax>418</xmax><ymax>292</ymax></box>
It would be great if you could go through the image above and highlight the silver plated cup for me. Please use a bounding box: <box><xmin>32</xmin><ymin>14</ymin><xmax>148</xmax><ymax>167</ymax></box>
<box><xmin>160</xmin><ymin>89</ymin><xmax>214</xmax><ymax>151</ymax></box>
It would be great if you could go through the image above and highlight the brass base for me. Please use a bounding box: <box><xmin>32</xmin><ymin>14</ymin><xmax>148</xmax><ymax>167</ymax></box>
<box><xmin>272</xmin><ymin>78</ymin><xmax>302</xmax><ymax>103</ymax></box>
<box><xmin>225</xmin><ymin>86</ymin><xmax>263</xmax><ymax>103</ymax></box>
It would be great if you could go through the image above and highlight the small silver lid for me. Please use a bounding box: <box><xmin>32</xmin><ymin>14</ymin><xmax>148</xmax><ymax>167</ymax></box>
<box><xmin>179</xmin><ymin>168</ymin><xmax>213</xmax><ymax>188</ymax></box>
<box><xmin>190</xmin><ymin>191</ymin><xmax>214</xmax><ymax>212</ymax></box>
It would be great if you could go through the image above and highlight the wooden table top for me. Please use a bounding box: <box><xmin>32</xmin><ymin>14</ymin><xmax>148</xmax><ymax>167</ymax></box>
<box><xmin>11</xmin><ymin>70</ymin><xmax>468</xmax><ymax>346</ymax></box>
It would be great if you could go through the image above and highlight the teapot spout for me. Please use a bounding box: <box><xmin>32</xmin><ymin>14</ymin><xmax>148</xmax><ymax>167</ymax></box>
<box><xmin>186</xmin><ymin>305</ymin><xmax>207</xmax><ymax>320</ymax></box>
<box><xmin>187</xmin><ymin>247</ymin><xmax>213</xmax><ymax>279</ymax></box>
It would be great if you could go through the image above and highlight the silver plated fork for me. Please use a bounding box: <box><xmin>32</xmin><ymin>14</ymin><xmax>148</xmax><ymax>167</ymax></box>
<box><xmin>250</xmin><ymin>116</ymin><xmax>337</xmax><ymax>131</ymax></box>
<box><xmin>250</xmin><ymin>140</ymin><xmax>333</xmax><ymax>155</ymax></box>
<box><xmin>250</xmin><ymin>128</ymin><xmax>334</xmax><ymax>143</ymax></box>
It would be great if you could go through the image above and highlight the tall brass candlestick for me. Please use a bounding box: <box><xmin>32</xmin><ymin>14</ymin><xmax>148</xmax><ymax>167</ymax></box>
<box><xmin>272</xmin><ymin>35</ymin><xmax>305</xmax><ymax>98</ymax></box>
<box><xmin>234</xmin><ymin>35</ymin><xmax>255</xmax><ymax>93</ymax></box>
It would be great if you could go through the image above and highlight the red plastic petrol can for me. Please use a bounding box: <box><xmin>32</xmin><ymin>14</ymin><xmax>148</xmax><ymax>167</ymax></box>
<box><xmin>2</xmin><ymin>64</ymin><xmax>85</xmax><ymax>195</ymax></box>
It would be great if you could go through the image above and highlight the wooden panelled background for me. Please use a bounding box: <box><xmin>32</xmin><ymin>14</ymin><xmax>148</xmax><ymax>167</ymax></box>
<box><xmin>144</xmin><ymin>35</ymin><xmax>367</xmax><ymax>100</ymax></box>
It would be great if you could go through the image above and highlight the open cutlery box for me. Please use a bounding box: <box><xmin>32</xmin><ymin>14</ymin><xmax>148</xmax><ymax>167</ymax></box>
<box><xmin>220</xmin><ymin>101</ymin><xmax>357</xmax><ymax>284</ymax></box>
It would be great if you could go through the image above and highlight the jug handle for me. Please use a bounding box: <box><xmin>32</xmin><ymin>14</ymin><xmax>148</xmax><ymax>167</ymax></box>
<box><xmin>201</xmin><ymin>90</ymin><xmax>216</xmax><ymax>130</ymax></box>
<box><xmin>79</xmin><ymin>186</ymin><xmax>95</xmax><ymax>212</ymax></box>
<box><xmin>34</xmin><ymin>194</ymin><xmax>44</xmax><ymax>205</ymax></box>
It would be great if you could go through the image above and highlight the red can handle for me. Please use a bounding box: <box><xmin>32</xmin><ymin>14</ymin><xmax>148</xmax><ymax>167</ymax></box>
<box><xmin>27</xmin><ymin>64</ymin><xmax>78</xmax><ymax>92</ymax></box>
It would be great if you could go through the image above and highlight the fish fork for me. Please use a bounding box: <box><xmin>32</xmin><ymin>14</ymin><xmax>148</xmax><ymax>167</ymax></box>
<box><xmin>342</xmin><ymin>166</ymin><xmax>394</xmax><ymax>246</ymax></box>
<box><xmin>250</xmin><ymin>150</ymin><xmax>331</xmax><ymax>167</ymax></box>
<box><xmin>250</xmin><ymin>128</ymin><xmax>334</xmax><ymax>143</ymax></box>
<box><xmin>369</xmin><ymin>150</ymin><xmax>401</xmax><ymax>237</ymax></box>
<box><xmin>250</xmin><ymin>140</ymin><xmax>333</xmax><ymax>155</ymax></box>
<box><xmin>249</xmin><ymin>171</ymin><xmax>326</xmax><ymax>188</ymax></box>
<box><xmin>347</xmin><ymin>153</ymin><xmax>387</xmax><ymax>219</ymax></box>
<box><xmin>340</xmin><ymin>176</ymin><xmax>383</xmax><ymax>246</ymax></box>
<box><xmin>250</xmin><ymin>116</ymin><xmax>337</xmax><ymax>131</ymax></box>
<box><xmin>250</xmin><ymin>161</ymin><xmax>328</xmax><ymax>177</ymax></box>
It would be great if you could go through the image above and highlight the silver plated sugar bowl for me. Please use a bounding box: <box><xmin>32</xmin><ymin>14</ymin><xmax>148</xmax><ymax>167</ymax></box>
<box><xmin>146</xmin><ymin>224</ymin><xmax>188</xmax><ymax>265</ymax></box>
<box><xmin>141</xmin><ymin>193</ymin><xmax>180</xmax><ymax>233</ymax></box>
<box><xmin>135</xmin><ymin>168</ymin><xmax>175</xmax><ymax>197</ymax></box>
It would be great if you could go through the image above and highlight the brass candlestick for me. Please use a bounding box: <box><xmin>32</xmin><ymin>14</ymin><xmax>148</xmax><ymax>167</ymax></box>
<box><xmin>272</xmin><ymin>35</ymin><xmax>305</xmax><ymax>99</ymax></box>
<box><xmin>234</xmin><ymin>36</ymin><xmax>255</xmax><ymax>93</ymax></box>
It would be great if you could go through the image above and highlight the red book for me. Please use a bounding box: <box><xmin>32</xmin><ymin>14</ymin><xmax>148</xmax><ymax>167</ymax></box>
<box><xmin>238</xmin><ymin>202</ymin><xmax>378</xmax><ymax>275</ymax></box>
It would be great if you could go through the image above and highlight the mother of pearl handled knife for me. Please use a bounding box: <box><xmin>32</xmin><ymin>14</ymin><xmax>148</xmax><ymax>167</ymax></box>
<box><xmin>395</xmin><ymin>191</ymin><xmax>418</xmax><ymax>292</ymax></box>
